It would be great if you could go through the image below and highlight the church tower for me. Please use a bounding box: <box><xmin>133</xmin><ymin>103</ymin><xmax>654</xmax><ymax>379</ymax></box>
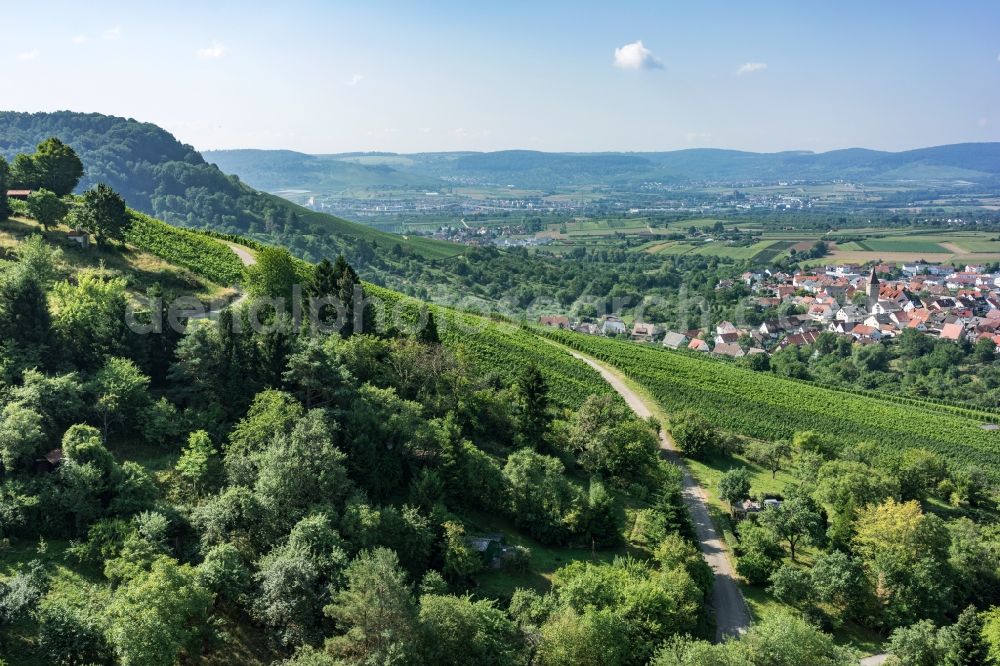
<box><xmin>866</xmin><ymin>266</ymin><xmax>880</xmax><ymax>313</ymax></box>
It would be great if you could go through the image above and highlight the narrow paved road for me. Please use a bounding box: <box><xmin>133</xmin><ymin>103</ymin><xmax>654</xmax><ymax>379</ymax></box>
<box><xmin>567</xmin><ymin>350</ymin><xmax>752</xmax><ymax>642</ymax></box>
<box><xmin>190</xmin><ymin>243</ymin><xmax>257</xmax><ymax>320</ymax></box>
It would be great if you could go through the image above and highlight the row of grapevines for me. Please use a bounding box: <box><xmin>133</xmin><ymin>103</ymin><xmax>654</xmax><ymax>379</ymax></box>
<box><xmin>542</xmin><ymin>328</ymin><xmax>1000</xmax><ymax>479</ymax></box>
<box><xmin>363</xmin><ymin>284</ymin><xmax>614</xmax><ymax>408</ymax></box>
<box><xmin>125</xmin><ymin>211</ymin><xmax>245</xmax><ymax>285</ymax></box>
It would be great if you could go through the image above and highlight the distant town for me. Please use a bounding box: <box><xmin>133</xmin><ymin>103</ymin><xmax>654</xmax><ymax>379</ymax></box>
<box><xmin>540</xmin><ymin>260</ymin><xmax>1000</xmax><ymax>358</ymax></box>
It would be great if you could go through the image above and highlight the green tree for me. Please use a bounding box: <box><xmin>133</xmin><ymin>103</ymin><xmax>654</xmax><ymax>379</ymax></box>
<box><xmin>853</xmin><ymin>498</ymin><xmax>953</xmax><ymax>627</ymax></box>
<box><xmin>537</xmin><ymin>607</ymin><xmax>625</xmax><ymax>666</ymax></box>
<box><xmin>0</xmin><ymin>403</ymin><xmax>46</xmax><ymax>471</ymax></box>
<box><xmin>768</xmin><ymin>564</ymin><xmax>812</xmax><ymax>607</ymax></box>
<box><xmin>759</xmin><ymin>496</ymin><xmax>824</xmax><ymax>561</ymax></box>
<box><xmin>653</xmin><ymin>613</ymin><xmax>856</xmax><ymax>666</ymax></box>
<box><xmin>75</xmin><ymin>184</ymin><xmax>130</xmax><ymax>246</ymax></box>
<box><xmin>939</xmin><ymin>606</ymin><xmax>993</xmax><ymax>666</ymax></box>
<box><xmin>324</xmin><ymin>547</ymin><xmax>419</xmax><ymax>663</ymax></box>
<box><xmin>441</xmin><ymin>520</ymin><xmax>482</xmax><ymax>582</ymax></box>
<box><xmin>0</xmin><ymin>156</ymin><xmax>10</xmax><ymax>220</ymax></box>
<box><xmin>30</xmin><ymin>137</ymin><xmax>84</xmax><ymax>196</ymax></box>
<box><xmin>25</xmin><ymin>188</ymin><xmax>68</xmax><ymax>230</ymax></box>
<box><xmin>104</xmin><ymin>556</ymin><xmax>214</xmax><ymax>666</ymax></box>
<box><xmin>718</xmin><ymin>467</ymin><xmax>752</xmax><ymax>515</ymax></box>
<box><xmin>514</xmin><ymin>363</ymin><xmax>551</xmax><ymax>448</ymax></box>
<box><xmin>245</xmin><ymin>245</ymin><xmax>298</xmax><ymax>299</ymax></box>
<box><xmin>502</xmin><ymin>448</ymin><xmax>579</xmax><ymax>544</ymax></box>
<box><xmin>745</xmin><ymin>439</ymin><xmax>792</xmax><ymax>479</ymax></box>
<box><xmin>886</xmin><ymin>619</ymin><xmax>942</xmax><ymax>666</ymax></box>
<box><xmin>89</xmin><ymin>357</ymin><xmax>151</xmax><ymax>442</ymax></box>
<box><xmin>418</xmin><ymin>594</ymin><xmax>523</xmax><ymax>666</ymax></box>
<box><xmin>670</xmin><ymin>410</ymin><xmax>719</xmax><ymax>459</ymax></box>
<box><xmin>809</xmin><ymin>550</ymin><xmax>870</xmax><ymax>621</ymax></box>
<box><xmin>176</xmin><ymin>430</ymin><xmax>219</xmax><ymax>496</ymax></box>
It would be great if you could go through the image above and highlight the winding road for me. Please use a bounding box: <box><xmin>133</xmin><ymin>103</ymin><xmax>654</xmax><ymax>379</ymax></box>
<box><xmin>566</xmin><ymin>349</ymin><xmax>752</xmax><ymax>642</ymax></box>
<box><xmin>190</xmin><ymin>243</ymin><xmax>257</xmax><ymax>320</ymax></box>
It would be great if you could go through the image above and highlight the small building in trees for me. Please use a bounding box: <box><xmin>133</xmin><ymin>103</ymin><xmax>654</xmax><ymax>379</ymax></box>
<box><xmin>67</xmin><ymin>229</ymin><xmax>90</xmax><ymax>248</ymax></box>
<box><xmin>6</xmin><ymin>189</ymin><xmax>32</xmax><ymax>200</ymax></box>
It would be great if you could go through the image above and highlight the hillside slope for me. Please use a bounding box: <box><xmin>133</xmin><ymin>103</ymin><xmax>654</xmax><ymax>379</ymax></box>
<box><xmin>0</xmin><ymin>111</ymin><xmax>463</xmax><ymax>268</ymax></box>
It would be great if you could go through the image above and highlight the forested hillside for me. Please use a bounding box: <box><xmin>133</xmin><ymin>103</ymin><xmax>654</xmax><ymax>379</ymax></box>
<box><xmin>0</xmin><ymin>112</ymin><xmax>463</xmax><ymax>276</ymax></box>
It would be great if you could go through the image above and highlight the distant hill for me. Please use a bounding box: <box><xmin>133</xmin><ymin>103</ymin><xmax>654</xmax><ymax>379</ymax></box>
<box><xmin>0</xmin><ymin>111</ymin><xmax>463</xmax><ymax>269</ymax></box>
<box><xmin>207</xmin><ymin>143</ymin><xmax>1000</xmax><ymax>192</ymax></box>
<box><xmin>203</xmin><ymin>149</ymin><xmax>441</xmax><ymax>192</ymax></box>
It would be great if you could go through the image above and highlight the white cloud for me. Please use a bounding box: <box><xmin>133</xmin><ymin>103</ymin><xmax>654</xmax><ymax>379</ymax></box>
<box><xmin>347</xmin><ymin>73</ymin><xmax>364</xmax><ymax>86</ymax></box>
<box><xmin>197</xmin><ymin>41</ymin><xmax>227</xmax><ymax>60</ymax></box>
<box><xmin>613</xmin><ymin>40</ymin><xmax>663</xmax><ymax>70</ymax></box>
<box><xmin>71</xmin><ymin>34</ymin><xmax>88</xmax><ymax>45</ymax></box>
<box><xmin>684</xmin><ymin>131</ymin><xmax>712</xmax><ymax>143</ymax></box>
<box><xmin>15</xmin><ymin>49</ymin><xmax>39</xmax><ymax>61</ymax></box>
<box><xmin>737</xmin><ymin>62</ymin><xmax>767</xmax><ymax>75</ymax></box>
<box><xmin>980</xmin><ymin>117</ymin><xmax>989</xmax><ymax>127</ymax></box>
<box><xmin>102</xmin><ymin>26</ymin><xmax>121</xmax><ymax>40</ymax></box>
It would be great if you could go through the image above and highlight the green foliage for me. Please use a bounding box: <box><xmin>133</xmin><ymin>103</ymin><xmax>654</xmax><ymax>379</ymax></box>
<box><xmin>653</xmin><ymin>613</ymin><xmax>857</xmax><ymax>666</ymax></box>
<box><xmin>544</xmin><ymin>328</ymin><xmax>1000</xmax><ymax>480</ymax></box>
<box><xmin>176</xmin><ymin>430</ymin><xmax>219</xmax><ymax>495</ymax></box>
<box><xmin>324</xmin><ymin>547</ymin><xmax>419</xmax><ymax>663</ymax></box>
<box><xmin>104</xmin><ymin>555</ymin><xmax>214</xmax><ymax>666</ymax></box>
<box><xmin>718</xmin><ymin>467</ymin><xmax>752</xmax><ymax>513</ymax></box>
<box><xmin>853</xmin><ymin>498</ymin><xmax>953</xmax><ymax>627</ymax></box>
<box><xmin>245</xmin><ymin>245</ymin><xmax>299</xmax><ymax>298</ymax></box>
<box><xmin>75</xmin><ymin>183</ymin><xmax>131</xmax><ymax>245</ymax></box>
<box><xmin>442</xmin><ymin>520</ymin><xmax>482</xmax><ymax>582</ymax></box>
<box><xmin>20</xmin><ymin>137</ymin><xmax>84</xmax><ymax>195</ymax></box>
<box><xmin>670</xmin><ymin>409</ymin><xmax>720</xmax><ymax>459</ymax></box>
<box><xmin>0</xmin><ymin>402</ymin><xmax>45</xmax><ymax>471</ymax></box>
<box><xmin>124</xmin><ymin>210</ymin><xmax>244</xmax><ymax>284</ymax></box>
<box><xmin>768</xmin><ymin>564</ymin><xmax>812</xmax><ymax>607</ymax></box>
<box><xmin>25</xmin><ymin>188</ymin><xmax>68</xmax><ymax>229</ymax></box>
<box><xmin>418</xmin><ymin>594</ymin><xmax>523</xmax><ymax>665</ymax></box>
<box><xmin>502</xmin><ymin>448</ymin><xmax>581</xmax><ymax>544</ymax></box>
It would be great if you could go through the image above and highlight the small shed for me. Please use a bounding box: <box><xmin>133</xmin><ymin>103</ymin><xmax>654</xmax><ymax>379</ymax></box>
<box><xmin>67</xmin><ymin>229</ymin><xmax>90</xmax><ymax>248</ymax></box>
<box><xmin>6</xmin><ymin>189</ymin><xmax>32</xmax><ymax>200</ymax></box>
<box><xmin>33</xmin><ymin>448</ymin><xmax>63</xmax><ymax>473</ymax></box>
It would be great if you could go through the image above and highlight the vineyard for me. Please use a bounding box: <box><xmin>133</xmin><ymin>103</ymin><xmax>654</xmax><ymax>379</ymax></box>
<box><xmin>363</xmin><ymin>285</ymin><xmax>614</xmax><ymax>408</ymax></box>
<box><xmin>541</xmin><ymin>328</ymin><xmax>1000</xmax><ymax>479</ymax></box>
<box><xmin>125</xmin><ymin>212</ymin><xmax>245</xmax><ymax>285</ymax></box>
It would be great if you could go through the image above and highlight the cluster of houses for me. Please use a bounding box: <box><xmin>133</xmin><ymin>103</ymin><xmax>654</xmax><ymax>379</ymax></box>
<box><xmin>539</xmin><ymin>260</ymin><xmax>1000</xmax><ymax>358</ymax></box>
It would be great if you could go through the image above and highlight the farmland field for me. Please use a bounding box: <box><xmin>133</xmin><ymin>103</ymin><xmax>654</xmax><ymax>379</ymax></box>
<box><xmin>854</xmin><ymin>239</ymin><xmax>948</xmax><ymax>253</ymax></box>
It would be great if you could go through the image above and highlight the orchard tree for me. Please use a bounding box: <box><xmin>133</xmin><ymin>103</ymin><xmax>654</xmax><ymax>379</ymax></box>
<box><xmin>418</xmin><ymin>594</ymin><xmax>523</xmax><ymax>666</ymax></box>
<box><xmin>745</xmin><ymin>440</ymin><xmax>792</xmax><ymax>479</ymax></box>
<box><xmin>244</xmin><ymin>246</ymin><xmax>297</xmax><ymax>299</ymax></box>
<box><xmin>759</xmin><ymin>496</ymin><xmax>824</xmax><ymax>561</ymax></box>
<box><xmin>718</xmin><ymin>467</ymin><xmax>752</xmax><ymax>516</ymax></box>
<box><xmin>88</xmin><ymin>357</ymin><xmax>151</xmax><ymax>442</ymax></box>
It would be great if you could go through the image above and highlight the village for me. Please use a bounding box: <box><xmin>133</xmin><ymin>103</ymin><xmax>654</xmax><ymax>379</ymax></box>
<box><xmin>539</xmin><ymin>260</ymin><xmax>1000</xmax><ymax>359</ymax></box>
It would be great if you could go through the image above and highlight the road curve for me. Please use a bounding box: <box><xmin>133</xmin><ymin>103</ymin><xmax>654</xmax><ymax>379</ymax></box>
<box><xmin>567</xmin><ymin>349</ymin><xmax>752</xmax><ymax>642</ymax></box>
<box><xmin>190</xmin><ymin>243</ymin><xmax>257</xmax><ymax>320</ymax></box>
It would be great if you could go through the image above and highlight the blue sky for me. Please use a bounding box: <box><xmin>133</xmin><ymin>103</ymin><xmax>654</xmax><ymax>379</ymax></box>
<box><xmin>2</xmin><ymin>0</ymin><xmax>998</xmax><ymax>153</ymax></box>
